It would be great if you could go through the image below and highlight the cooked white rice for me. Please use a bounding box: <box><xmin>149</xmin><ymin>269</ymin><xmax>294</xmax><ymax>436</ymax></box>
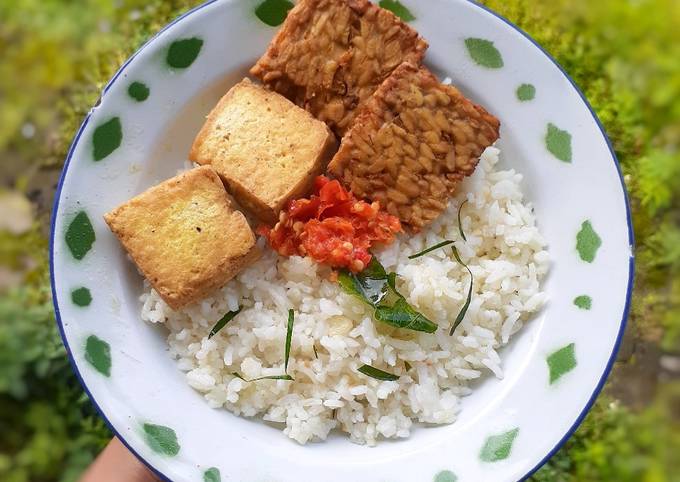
<box><xmin>140</xmin><ymin>146</ymin><xmax>549</xmax><ymax>445</ymax></box>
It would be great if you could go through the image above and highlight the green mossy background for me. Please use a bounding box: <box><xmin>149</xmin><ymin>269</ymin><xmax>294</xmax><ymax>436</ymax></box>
<box><xmin>1</xmin><ymin>0</ymin><xmax>679</xmax><ymax>480</ymax></box>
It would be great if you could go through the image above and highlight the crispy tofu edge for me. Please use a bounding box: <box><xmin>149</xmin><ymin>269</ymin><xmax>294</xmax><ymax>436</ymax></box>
<box><xmin>103</xmin><ymin>166</ymin><xmax>259</xmax><ymax>310</ymax></box>
<box><xmin>189</xmin><ymin>78</ymin><xmax>338</xmax><ymax>224</ymax></box>
<box><xmin>224</xmin><ymin>127</ymin><xmax>336</xmax><ymax>224</ymax></box>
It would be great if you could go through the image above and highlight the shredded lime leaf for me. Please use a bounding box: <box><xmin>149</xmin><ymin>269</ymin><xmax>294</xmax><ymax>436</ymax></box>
<box><xmin>285</xmin><ymin>309</ymin><xmax>294</xmax><ymax>373</ymax></box>
<box><xmin>458</xmin><ymin>199</ymin><xmax>468</xmax><ymax>241</ymax></box>
<box><xmin>357</xmin><ymin>364</ymin><xmax>399</xmax><ymax>381</ymax></box>
<box><xmin>208</xmin><ymin>308</ymin><xmax>242</xmax><ymax>339</ymax></box>
<box><xmin>408</xmin><ymin>240</ymin><xmax>455</xmax><ymax>259</ymax></box>
<box><xmin>313</xmin><ymin>344</ymin><xmax>319</xmax><ymax>359</ymax></box>
<box><xmin>387</xmin><ymin>272</ymin><xmax>398</xmax><ymax>292</ymax></box>
<box><xmin>450</xmin><ymin>246</ymin><xmax>473</xmax><ymax>335</ymax></box>
<box><xmin>230</xmin><ymin>309</ymin><xmax>296</xmax><ymax>381</ymax></box>
<box><xmin>232</xmin><ymin>372</ymin><xmax>294</xmax><ymax>382</ymax></box>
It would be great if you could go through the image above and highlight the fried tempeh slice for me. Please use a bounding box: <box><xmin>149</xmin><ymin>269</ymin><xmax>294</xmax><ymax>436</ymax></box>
<box><xmin>328</xmin><ymin>62</ymin><xmax>501</xmax><ymax>231</ymax></box>
<box><xmin>104</xmin><ymin>166</ymin><xmax>258</xmax><ymax>310</ymax></box>
<box><xmin>250</xmin><ymin>0</ymin><xmax>428</xmax><ymax>136</ymax></box>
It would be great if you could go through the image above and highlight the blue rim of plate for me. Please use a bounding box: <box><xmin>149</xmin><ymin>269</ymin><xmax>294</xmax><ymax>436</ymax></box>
<box><xmin>48</xmin><ymin>1</ymin><xmax>635</xmax><ymax>481</ymax></box>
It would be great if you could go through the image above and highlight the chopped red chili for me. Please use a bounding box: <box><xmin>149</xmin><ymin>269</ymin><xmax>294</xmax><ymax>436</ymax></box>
<box><xmin>258</xmin><ymin>176</ymin><xmax>402</xmax><ymax>272</ymax></box>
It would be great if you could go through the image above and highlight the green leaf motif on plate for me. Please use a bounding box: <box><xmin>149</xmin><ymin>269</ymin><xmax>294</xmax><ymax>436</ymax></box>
<box><xmin>128</xmin><ymin>81</ymin><xmax>150</xmax><ymax>102</ymax></box>
<box><xmin>548</xmin><ymin>343</ymin><xmax>577</xmax><ymax>384</ymax></box>
<box><xmin>434</xmin><ymin>469</ymin><xmax>457</xmax><ymax>482</ymax></box>
<box><xmin>576</xmin><ymin>220</ymin><xmax>602</xmax><ymax>263</ymax></box>
<box><xmin>516</xmin><ymin>83</ymin><xmax>536</xmax><ymax>101</ymax></box>
<box><xmin>465</xmin><ymin>38</ymin><xmax>504</xmax><ymax>68</ymax></box>
<box><xmin>203</xmin><ymin>467</ymin><xmax>221</xmax><ymax>482</ymax></box>
<box><xmin>166</xmin><ymin>37</ymin><xmax>203</xmax><ymax>69</ymax></box>
<box><xmin>573</xmin><ymin>295</ymin><xmax>592</xmax><ymax>310</ymax></box>
<box><xmin>545</xmin><ymin>122</ymin><xmax>572</xmax><ymax>162</ymax></box>
<box><xmin>479</xmin><ymin>428</ymin><xmax>519</xmax><ymax>462</ymax></box>
<box><xmin>71</xmin><ymin>287</ymin><xmax>92</xmax><ymax>307</ymax></box>
<box><xmin>92</xmin><ymin>117</ymin><xmax>122</xmax><ymax>161</ymax></box>
<box><xmin>255</xmin><ymin>0</ymin><xmax>294</xmax><ymax>27</ymax></box>
<box><xmin>379</xmin><ymin>0</ymin><xmax>415</xmax><ymax>21</ymax></box>
<box><xmin>85</xmin><ymin>335</ymin><xmax>111</xmax><ymax>377</ymax></box>
<box><xmin>143</xmin><ymin>423</ymin><xmax>180</xmax><ymax>457</ymax></box>
<box><xmin>65</xmin><ymin>211</ymin><xmax>95</xmax><ymax>260</ymax></box>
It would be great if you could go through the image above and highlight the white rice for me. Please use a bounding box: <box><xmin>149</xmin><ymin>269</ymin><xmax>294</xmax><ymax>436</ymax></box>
<box><xmin>140</xmin><ymin>146</ymin><xmax>549</xmax><ymax>445</ymax></box>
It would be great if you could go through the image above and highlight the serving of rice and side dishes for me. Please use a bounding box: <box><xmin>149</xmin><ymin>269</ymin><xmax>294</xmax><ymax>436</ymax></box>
<box><xmin>103</xmin><ymin>0</ymin><xmax>549</xmax><ymax>446</ymax></box>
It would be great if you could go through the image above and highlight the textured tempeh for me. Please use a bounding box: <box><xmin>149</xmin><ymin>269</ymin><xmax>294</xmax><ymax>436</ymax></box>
<box><xmin>328</xmin><ymin>62</ymin><xmax>501</xmax><ymax>231</ymax></box>
<box><xmin>250</xmin><ymin>0</ymin><xmax>427</xmax><ymax>136</ymax></box>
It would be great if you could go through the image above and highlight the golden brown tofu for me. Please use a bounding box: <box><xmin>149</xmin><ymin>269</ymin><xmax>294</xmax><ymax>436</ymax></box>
<box><xmin>328</xmin><ymin>62</ymin><xmax>500</xmax><ymax>231</ymax></box>
<box><xmin>189</xmin><ymin>79</ymin><xmax>337</xmax><ymax>223</ymax></box>
<box><xmin>104</xmin><ymin>166</ymin><xmax>258</xmax><ymax>310</ymax></box>
<box><xmin>250</xmin><ymin>0</ymin><xmax>428</xmax><ymax>135</ymax></box>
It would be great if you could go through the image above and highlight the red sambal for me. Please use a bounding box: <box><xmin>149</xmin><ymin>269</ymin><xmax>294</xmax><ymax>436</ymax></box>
<box><xmin>258</xmin><ymin>176</ymin><xmax>402</xmax><ymax>272</ymax></box>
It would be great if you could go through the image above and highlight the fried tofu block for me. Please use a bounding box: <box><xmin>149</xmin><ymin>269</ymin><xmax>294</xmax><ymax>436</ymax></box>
<box><xmin>250</xmin><ymin>0</ymin><xmax>428</xmax><ymax>135</ymax></box>
<box><xmin>328</xmin><ymin>62</ymin><xmax>500</xmax><ymax>231</ymax></box>
<box><xmin>104</xmin><ymin>166</ymin><xmax>258</xmax><ymax>310</ymax></box>
<box><xmin>189</xmin><ymin>79</ymin><xmax>337</xmax><ymax>223</ymax></box>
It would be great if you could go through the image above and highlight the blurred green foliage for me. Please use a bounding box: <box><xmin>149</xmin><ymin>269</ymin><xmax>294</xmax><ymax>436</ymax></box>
<box><xmin>0</xmin><ymin>0</ymin><xmax>678</xmax><ymax>481</ymax></box>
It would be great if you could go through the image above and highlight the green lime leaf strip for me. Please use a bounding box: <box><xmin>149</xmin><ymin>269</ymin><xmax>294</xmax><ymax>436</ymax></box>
<box><xmin>208</xmin><ymin>307</ymin><xmax>242</xmax><ymax>339</ymax></box>
<box><xmin>479</xmin><ymin>428</ymin><xmax>519</xmax><ymax>462</ymax></box>
<box><xmin>142</xmin><ymin>423</ymin><xmax>180</xmax><ymax>457</ymax></box>
<box><xmin>457</xmin><ymin>199</ymin><xmax>468</xmax><ymax>241</ymax></box>
<box><xmin>546</xmin><ymin>123</ymin><xmax>572</xmax><ymax>162</ymax></box>
<box><xmin>408</xmin><ymin>240</ymin><xmax>454</xmax><ymax>259</ymax></box>
<box><xmin>378</xmin><ymin>0</ymin><xmax>415</xmax><ymax>21</ymax></box>
<box><xmin>387</xmin><ymin>272</ymin><xmax>398</xmax><ymax>292</ymax></box>
<box><xmin>449</xmin><ymin>246</ymin><xmax>473</xmax><ymax>335</ymax></box>
<box><xmin>547</xmin><ymin>343</ymin><xmax>577</xmax><ymax>384</ymax></box>
<box><xmin>255</xmin><ymin>0</ymin><xmax>294</xmax><ymax>27</ymax></box>
<box><xmin>65</xmin><ymin>210</ymin><xmax>95</xmax><ymax>260</ymax></box>
<box><xmin>576</xmin><ymin>220</ymin><xmax>601</xmax><ymax>263</ymax></box>
<box><xmin>313</xmin><ymin>344</ymin><xmax>319</xmax><ymax>359</ymax></box>
<box><xmin>166</xmin><ymin>37</ymin><xmax>203</xmax><ymax>69</ymax></box>
<box><xmin>285</xmin><ymin>309</ymin><xmax>294</xmax><ymax>373</ymax></box>
<box><xmin>357</xmin><ymin>364</ymin><xmax>399</xmax><ymax>381</ymax></box>
<box><xmin>204</xmin><ymin>467</ymin><xmax>221</xmax><ymax>482</ymax></box>
<box><xmin>85</xmin><ymin>335</ymin><xmax>111</xmax><ymax>377</ymax></box>
<box><xmin>465</xmin><ymin>38</ymin><xmax>504</xmax><ymax>68</ymax></box>
<box><xmin>92</xmin><ymin>117</ymin><xmax>122</xmax><ymax>161</ymax></box>
<box><xmin>232</xmin><ymin>372</ymin><xmax>294</xmax><ymax>382</ymax></box>
<box><xmin>516</xmin><ymin>83</ymin><xmax>536</xmax><ymax>101</ymax></box>
<box><xmin>573</xmin><ymin>295</ymin><xmax>592</xmax><ymax>310</ymax></box>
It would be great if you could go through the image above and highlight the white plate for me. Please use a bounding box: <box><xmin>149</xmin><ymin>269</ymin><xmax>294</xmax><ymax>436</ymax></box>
<box><xmin>50</xmin><ymin>1</ymin><xmax>634</xmax><ymax>481</ymax></box>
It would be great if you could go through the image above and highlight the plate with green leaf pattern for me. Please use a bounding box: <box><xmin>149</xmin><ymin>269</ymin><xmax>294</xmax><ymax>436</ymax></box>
<box><xmin>50</xmin><ymin>0</ymin><xmax>633</xmax><ymax>481</ymax></box>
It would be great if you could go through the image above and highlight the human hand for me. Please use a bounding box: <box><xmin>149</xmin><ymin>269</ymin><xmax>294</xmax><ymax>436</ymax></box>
<box><xmin>80</xmin><ymin>437</ymin><xmax>158</xmax><ymax>482</ymax></box>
